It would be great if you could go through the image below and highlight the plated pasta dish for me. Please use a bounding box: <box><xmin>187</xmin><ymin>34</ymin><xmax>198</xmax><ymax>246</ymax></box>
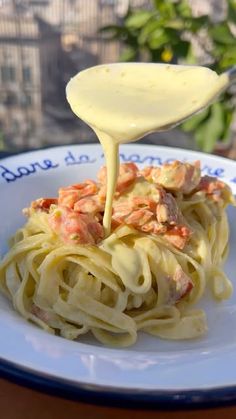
<box><xmin>1</xmin><ymin>63</ymin><xmax>235</xmax><ymax>347</ymax></box>
<box><xmin>0</xmin><ymin>159</ymin><xmax>234</xmax><ymax>347</ymax></box>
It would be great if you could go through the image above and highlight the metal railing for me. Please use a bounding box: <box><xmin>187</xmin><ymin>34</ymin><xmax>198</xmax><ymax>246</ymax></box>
<box><xmin>0</xmin><ymin>0</ymin><xmax>152</xmax><ymax>150</ymax></box>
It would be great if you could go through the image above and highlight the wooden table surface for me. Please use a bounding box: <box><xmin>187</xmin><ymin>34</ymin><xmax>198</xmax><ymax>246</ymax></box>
<box><xmin>1</xmin><ymin>377</ymin><xmax>236</xmax><ymax>419</ymax></box>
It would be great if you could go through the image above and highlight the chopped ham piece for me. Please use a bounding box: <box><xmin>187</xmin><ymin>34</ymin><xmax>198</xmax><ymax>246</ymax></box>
<box><xmin>112</xmin><ymin>190</ymin><xmax>189</xmax><ymax>249</ymax></box>
<box><xmin>31</xmin><ymin>303</ymin><xmax>51</xmax><ymax>323</ymax></box>
<box><xmin>58</xmin><ymin>180</ymin><xmax>98</xmax><ymax>209</ymax></box>
<box><xmin>74</xmin><ymin>195</ymin><xmax>104</xmax><ymax>214</ymax></box>
<box><xmin>197</xmin><ymin>175</ymin><xmax>232</xmax><ymax>203</ymax></box>
<box><xmin>98</xmin><ymin>162</ymin><xmax>138</xmax><ymax>195</ymax></box>
<box><xmin>168</xmin><ymin>266</ymin><xmax>193</xmax><ymax>303</ymax></box>
<box><xmin>156</xmin><ymin>190</ymin><xmax>179</xmax><ymax>225</ymax></box>
<box><xmin>140</xmin><ymin>160</ymin><xmax>201</xmax><ymax>194</ymax></box>
<box><xmin>164</xmin><ymin>225</ymin><xmax>192</xmax><ymax>250</ymax></box>
<box><xmin>141</xmin><ymin>220</ymin><xmax>167</xmax><ymax>234</ymax></box>
<box><xmin>49</xmin><ymin>206</ymin><xmax>104</xmax><ymax>245</ymax></box>
<box><xmin>112</xmin><ymin>198</ymin><xmax>154</xmax><ymax>228</ymax></box>
<box><xmin>28</xmin><ymin>162</ymin><xmax>225</xmax><ymax>250</ymax></box>
<box><xmin>30</xmin><ymin>198</ymin><xmax>58</xmax><ymax>213</ymax></box>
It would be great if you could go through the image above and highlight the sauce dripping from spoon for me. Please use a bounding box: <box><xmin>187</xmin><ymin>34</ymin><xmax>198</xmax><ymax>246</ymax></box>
<box><xmin>66</xmin><ymin>62</ymin><xmax>232</xmax><ymax>236</ymax></box>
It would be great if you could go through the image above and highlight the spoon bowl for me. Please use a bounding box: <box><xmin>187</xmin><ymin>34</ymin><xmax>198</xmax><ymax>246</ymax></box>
<box><xmin>67</xmin><ymin>63</ymin><xmax>236</xmax><ymax>142</ymax></box>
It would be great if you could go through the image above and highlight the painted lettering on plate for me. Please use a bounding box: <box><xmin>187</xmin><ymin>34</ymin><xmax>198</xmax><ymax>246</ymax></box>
<box><xmin>0</xmin><ymin>159</ymin><xmax>59</xmax><ymax>183</ymax></box>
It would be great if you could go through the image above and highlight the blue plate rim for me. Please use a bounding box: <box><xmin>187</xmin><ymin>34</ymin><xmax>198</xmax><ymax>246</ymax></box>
<box><xmin>1</xmin><ymin>357</ymin><xmax>236</xmax><ymax>410</ymax></box>
<box><xmin>1</xmin><ymin>145</ymin><xmax>236</xmax><ymax>409</ymax></box>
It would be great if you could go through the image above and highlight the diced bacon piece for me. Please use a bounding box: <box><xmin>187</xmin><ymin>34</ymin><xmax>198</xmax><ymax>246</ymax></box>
<box><xmin>197</xmin><ymin>175</ymin><xmax>232</xmax><ymax>203</ymax></box>
<box><xmin>124</xmin><ymin>209</ymin><xmax>153</xmax><ymax>227</ymax></box>
<box><xmin>29</xmin><ymin>198</ymin><xmax>58</xmax><ymax>213</ymax></box>
<box><xmin>74</xmin><ymin>196</ymin><xmax>104</xmax><ymax>214</ymax></box>
<box><xmin>112</xmin><ymin>201</ymin><xmax>134</xmax><ymax>221</ymax></box>
<box><xmin>112</xmin><ymin>197</ymin><xmax>156</xmax><ymax>227</ymax></box>
<box><xmin>112</xmin><ymin>191</ymin><xmax>188</xmax><ymax>248</ymax></box>
<box><xmin>113</xmin><ymin>161</ymin><xmax>139</xmax><ymax>194</ymax></box>
<box><xmin>31</xmin><ymin>303</ymin><xmax>51</xmax><ymax>323</ymax></box>
<box><xmin>83</xmin><ymin>215</ymin><xmax>104</xmax><ymax>243</ymax></box>
<box><xmin>97</xmin><ymin>165</ymin><xmax>107</xmax><ymax>184</ymax></box>
<box><xmin>58</xmin><ymin>189</ymin><xmax>80</xmax><ymax>209</ymax></box>
<box><xmin>98</xmin><ymin>162</ymin><xmax>138</xmax><ymax>195</ymax></box>
<box><xmin>164</xmin><ymin>225</ymin><xmax>191</xmax><ymax>250</ymax></box>
<box><xmin>141</xmin><ymin>220</ymin><xmax>167</xmax><ymax>234</ymax></box>
<box><xmin>141</xmin><ymin>161</ymin><xmax>201</xmax><ymax>194</ymax></box>
<box><xmin>49</xmin><ymin>206</ymin><xmax>104</xmax><ymax>245</ymax></box>
<box><xmin>168</xmin><ymin>266</ymin><xmax>193</xmax><ymax>303</ymax></box>
<box><xmin>156</xmin><ymin>191</ymin><xmax>179</xmax><ymax>225</ymax></box>
<box><xmin>139</xmin><ymin>166</ymin><xmax>161</xmax><ymax>181</ymax></box>
<box><xmin>58</xmin><ymin>180</ymin><xmax>98</xmax><ymax>208</ymax></box>
<box><xmin>132</xmin><ymin>197</ymin><xmax>157</xmax><ymax>211</ymax></box>
<box><xmin>164</xmin><ymin>234</ymin><xmax>187</xmax><ymax>250</ymax></box>
<box><xmin>98</xmin><ymin>185</ymin><xmax>106</xmax><ymax>201</ymax></box>
<box><xmin>41</xmin><ymin>163</ymin><xmax>195</xmax><ymax>249</ymax></box>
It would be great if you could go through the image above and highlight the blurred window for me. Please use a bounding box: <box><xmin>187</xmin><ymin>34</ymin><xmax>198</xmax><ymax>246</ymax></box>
<box><xmin>0</xmin><ymin>93</ymin><xmax>5</xmax><ymax>104</ymax></box>
<box><xmin>12</xmin><ymin>119</ymin><xmax>19</xmax><ymax>132</ymax></box>
<box><xmin>1</xmin><ymin>66</ymin><xmax>16</xmax><ymax>83</ymax></box>
<box><xmin>28</xmin><ymin>119</ymin><xmax>35</xmax><ymax>133</ymax></box>
<box><xmin>25</xmin><ymin>93</ymin><xmax>32</xmax><ymax>106</ymax></box>
<box><xmin>22</xmin><ymin>67</ymin><xmax>32</xmax><ymax>84</ymax></box>
<box><xmin>4</xmin><ymin>92</ymin><xmax>17</xmax><ymax>106</ymax></box>
<box><xmin>29</xmin><ymin>1</ymin><xmax>49</xmax><ymax>5</ymax></box>
<box><xmin>100</xmin><ymin>0</ymin><xmax>115</xmax><ymax>5</ymax></box>
<box><xmin>21</xmin><ymin>92</ymin><xmax>32</xmax><ymax>107</ymax></box>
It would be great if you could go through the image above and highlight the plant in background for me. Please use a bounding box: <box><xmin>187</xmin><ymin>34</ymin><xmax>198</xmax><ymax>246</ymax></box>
<box><xmin>100</xmin><ymin>0</ymin><xmax>236</xmax><ymax>152</ymax></box>
<box><xmin>0</xmin><ymin>129</ymin><xmax>5</xmax><ymax>151</ymax></box>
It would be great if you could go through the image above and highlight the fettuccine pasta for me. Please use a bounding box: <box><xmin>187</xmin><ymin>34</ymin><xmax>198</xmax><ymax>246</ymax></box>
<box><xmin>0</xmin><ymin>160</ymin><xmax>234</xmax><ymax>347</ymax></box>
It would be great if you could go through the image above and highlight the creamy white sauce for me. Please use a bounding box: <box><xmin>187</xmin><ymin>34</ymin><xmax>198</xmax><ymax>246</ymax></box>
<box><xmin>66</xmin><ymin>63</ymin><xmax>228</xmax><ymax>235</ymax></box>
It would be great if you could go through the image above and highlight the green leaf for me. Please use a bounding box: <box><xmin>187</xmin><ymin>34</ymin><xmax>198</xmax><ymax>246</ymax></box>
<box><xmin>99</xmin><ymin>24</ymin><xmax>120</xmax><ymax>33</ymax></box>
<box><xmin>147</xmin><ymin>28</ymin><xmax>170</xmax><ymax>49</ymax></box>
<box><xmin>209</xmin><ymin>23</ymin><xmax>236</xmax><ymax>45</ymax></box>
<box><xmin>176</xmin><ymin>0</ymin><xmax>192</xmax><ymax>18</ymax></box>
<box><xmin>165</xmin><ymin>18</ymin><xmax>185</xmax><ymax>30</ymax></box>
<box><xmin>185</xmin><ymin>44</ymin><xmax>197</xmax><ymax>64</ymax></box>
<box><xmin>99</xmin><ymin>25</ymin><xmax>120</xmax><ymax>38</ymax></box>
<box><xmin>0</xmin><ymin>130</ymin><xmax>5</xmax><ymax>151</ymax></box>
<box><xmin>153</xmin><ymin>0</ymin><xmax>163</xmax><ymax>10</ymax></box>
<box><xmin>149</xmin><ymin>49</ymin><xmax>163</xmax><ymax>62</ymax></box>
<box><xmin>164</xmin><ymin>27</ymin><xmax>180</xmax><ymax>43</ymax></box>
<box><xmin>211</xmin><ymin>43</ymin><xmax>226</xmax><ymax>61</ymax></box>
<box><xmin>99</xmin><ymin>25</ymin><xmax>129</xmax><ymax>41</ymax></box>
<box><xmin>219</xmin><ymin>105</ymin><xmax>234</xmax><ymax>143</ymax></box>
<box><xmin>153</xmin><ymin>0</ymin><xmax>176</xmax><ymax>19</ymax></box>
<box><xmin>228</xmin><ymin>0</ymin><xmax>236</xmax><ymax>23</ymax></box>
<box><xmin>126</xmin><ymin>10</ymin><xmax>153</xmax><ymax>29</ymax></box>
<box><xmin>181</xmin><ymin>108</ymin><xmax>210</xmax><ymax>132</ymax></box>
<box><xmin>187</xmin><ymin>15</ymin><xmax>209</xmax><ymax>33</ymax></box>
<box><xmin>119</xmin><ymin>46</ymin><xmax>138</xmax><ymax>62</ymax></box>
<box><xmin>219</xmin><ymin>48</ymin><xmax>236</xmax><ymax>70</ymax></box>
<box><xmin>138</xmin><ymin>19</ymin><xmax>161</xmax><ymax>45</ymax></box>
<box><xmin>194</xmin><ymin>103</ymin><xmax>225</xmax><ymax>152</ymax></box>
<box><xmin>172</xmin><ymin>40</ymin><xmax>190</xmax><ymax>58</ymax></box>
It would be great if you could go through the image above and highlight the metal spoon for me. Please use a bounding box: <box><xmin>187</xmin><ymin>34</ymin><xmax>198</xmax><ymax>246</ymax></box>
<box><xmin>227</xmin><ymin>65</ymin><xmax>236</xmax><ymax>83</ymax></box>
<box><xmin>159</xmin><ymin>65</ymin><xmax>236</xmax><ymax>131</ymax></box>
<box><xmin>67</xmin><ymin>63</ymin><xmax>236</xmax><ymax>137</ymax></box>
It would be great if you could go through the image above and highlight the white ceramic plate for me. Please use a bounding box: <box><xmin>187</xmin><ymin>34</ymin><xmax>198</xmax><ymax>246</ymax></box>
<box><xmin>0</xmin><ymin>144</ymin><xmax>236</xmax><ymax>408</ymax></box>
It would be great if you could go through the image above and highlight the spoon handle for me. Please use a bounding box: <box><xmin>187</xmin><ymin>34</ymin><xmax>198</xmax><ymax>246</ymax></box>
<box><xmin>225</xmin><ymin>66</ymin><xmax>236</xmax><ymax>83</ymax></box>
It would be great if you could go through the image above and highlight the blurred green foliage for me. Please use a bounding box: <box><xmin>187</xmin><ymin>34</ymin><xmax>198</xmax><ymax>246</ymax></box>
<box><xmin>101</xmin><ymin>0</ymin><xmax>236</xmax><ymax>152</ymax></box>
<box><xmin>0</xmin><ymin>130</ymin><xmax>5</xmax><ymax>151</ymax></box>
